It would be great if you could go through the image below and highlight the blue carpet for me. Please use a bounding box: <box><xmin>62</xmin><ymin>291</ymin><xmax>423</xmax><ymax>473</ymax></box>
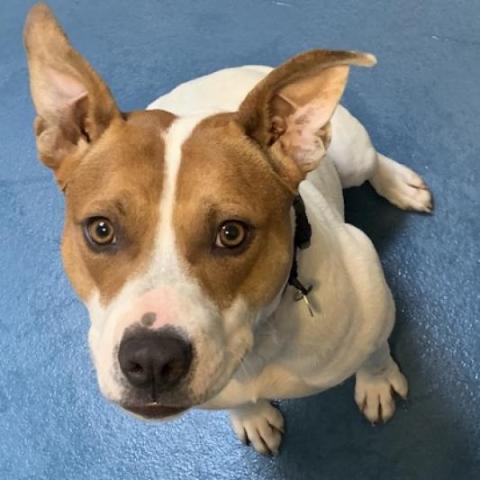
<box><xmin>0</xmin><ymin>1</ymin><xmax>479</xmax><ymax>479</ymax></box>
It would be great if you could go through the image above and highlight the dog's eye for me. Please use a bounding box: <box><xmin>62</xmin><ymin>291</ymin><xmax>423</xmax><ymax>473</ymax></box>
<box><xmin>85</xmin><ymin>217</ymin><xmax>116</xmax><ymax>247</ymax></box>
<box><xmin>215</xmin><ymin>221</ymin><xmax>247</xmax><ymax>249</ymax></box>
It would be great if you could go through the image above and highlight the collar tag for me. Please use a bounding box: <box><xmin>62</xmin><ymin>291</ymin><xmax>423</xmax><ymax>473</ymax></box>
<box><xmin>300</xmin><ymin>293</ymin><xmax>315</xmax><ymax>317</ymax></box>
<box><xmin>292</xmin><ymin>281</ymin><xmax>315</xmax><ymax>317</ymax></box>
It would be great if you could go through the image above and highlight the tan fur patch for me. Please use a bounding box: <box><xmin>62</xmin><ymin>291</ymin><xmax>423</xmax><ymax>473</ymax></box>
<box><xmin>62</xmin><ymin>110</ymin><xmax>175</xmax><ymax>303</ymax></box>
<box><xmin>174</xmin><ymin>114</ymin><xmax>294</xmax><ymax>312</ymax></box>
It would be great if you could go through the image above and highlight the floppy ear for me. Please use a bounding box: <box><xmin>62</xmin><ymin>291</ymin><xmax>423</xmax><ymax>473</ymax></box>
<box><xmin>237</xmin><ymin>50</ymin><xmax>376</xmax><ymax>188</ymax></box>
<box><xmin>24</xmin><ymin>3</ymin><xmax>121</xmax><ymax>189</ymax></box>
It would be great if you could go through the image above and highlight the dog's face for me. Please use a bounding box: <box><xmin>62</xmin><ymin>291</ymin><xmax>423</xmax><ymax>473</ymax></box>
<box><xmin>24</xmin><ymin>4</ymin><xmax>373</xmax><ymax>418</ymax></box>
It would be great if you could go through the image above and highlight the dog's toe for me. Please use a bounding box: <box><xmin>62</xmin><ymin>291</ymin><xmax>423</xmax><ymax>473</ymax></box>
<box><xmin>355</xmin><ymin>365</ymin><xmax>408</xmax><ymax>424</ymax></box>
<box><xmin>230</xmin><ymin>401</ymin><xmax>284</xmax><ymax>455</ymax></box>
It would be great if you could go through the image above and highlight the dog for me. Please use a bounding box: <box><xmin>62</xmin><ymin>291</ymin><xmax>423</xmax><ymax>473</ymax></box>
<box><xmin>24</xmin><ymin>3</ymin><xmax>432</xmax><ymax>455</ymax></box>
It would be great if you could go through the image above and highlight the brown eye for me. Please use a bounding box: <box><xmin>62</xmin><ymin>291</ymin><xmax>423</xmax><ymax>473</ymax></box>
<box><xmin>85</xmin><ymin>217</ymin><xmax>116</xmax><ymax>247</ymax></box>
<box><xmin>215</xmin><ymin>221</ymin><xmax>247</xmax><ymax>249</ymax></box>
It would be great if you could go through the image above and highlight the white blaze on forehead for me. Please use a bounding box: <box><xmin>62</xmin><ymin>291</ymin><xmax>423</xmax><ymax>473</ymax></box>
<box><xmin>152</xmin><ymin>114</ymin><xmax>211</xmax><ymax>279</ymax></box>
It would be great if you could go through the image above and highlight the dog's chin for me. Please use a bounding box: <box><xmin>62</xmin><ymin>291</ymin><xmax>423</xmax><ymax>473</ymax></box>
<box><xmin>120</xmin><ymin>402</ymin><xmax>189</xmax><ymax>420</ymax></box>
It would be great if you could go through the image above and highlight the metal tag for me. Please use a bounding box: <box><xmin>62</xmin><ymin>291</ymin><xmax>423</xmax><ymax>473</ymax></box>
<box><xmin>294</xmin><ymin>287</ymin><xmax>315</xmax><ymax>317</ymax></box>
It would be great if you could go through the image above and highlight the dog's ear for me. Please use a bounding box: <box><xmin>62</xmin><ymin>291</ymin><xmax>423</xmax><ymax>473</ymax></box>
<box><xmin>237</xmin><ymin>50</ymin><xmax>376</xmax><ymax>189</ymax></box>
<box><xmin>24</xmin><ymin>3</ymin><xmax>121</xmax><ymax>189</ymax></box>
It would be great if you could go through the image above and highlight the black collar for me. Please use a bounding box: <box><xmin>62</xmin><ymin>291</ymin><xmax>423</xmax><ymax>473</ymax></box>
<box><xmin>287</xmin><ymin>194</ymin><xmax>313</xmax><ymax>297</ymax></box>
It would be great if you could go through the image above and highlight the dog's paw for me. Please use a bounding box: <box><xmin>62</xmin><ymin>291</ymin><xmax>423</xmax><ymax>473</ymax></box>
<box><xmin>384</xmin><ymin>167</ymin><xmax>432</xmax><ymax>212</ymax></box>
<box><xmin>372</xmin><ymin>155</ymin><xmax>433</xmax><ymax>213</ymax></box>
<box><xmin>230</xmin><ymin>401</ymin><xmax>284</xmax><ymax>455</ymax></box>
<box><xmin>355</xmin><ymin>363</ymin><xmax>408</xmax><ymax>424</ymax></box>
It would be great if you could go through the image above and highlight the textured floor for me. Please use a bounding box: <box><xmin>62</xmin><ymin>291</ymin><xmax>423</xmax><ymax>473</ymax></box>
<box><xmin>1</xmin><ymin>1</ymin><xmax>479</xmax><ymax>479</ymax></box>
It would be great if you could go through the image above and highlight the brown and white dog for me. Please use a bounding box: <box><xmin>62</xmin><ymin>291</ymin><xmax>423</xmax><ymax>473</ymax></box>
<box><xmin>24</xmin><ymin>4</ymin><xmax>432</xmax><ymax>455</ymax></box>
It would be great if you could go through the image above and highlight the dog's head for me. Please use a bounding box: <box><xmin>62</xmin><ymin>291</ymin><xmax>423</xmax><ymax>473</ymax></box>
<box><xmin>24</xmin><ymin>4</ymin><xmax>375</xmax><ymax>418</ymax></box>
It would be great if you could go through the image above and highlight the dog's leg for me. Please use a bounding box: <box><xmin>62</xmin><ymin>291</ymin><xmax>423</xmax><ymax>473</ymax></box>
<box><xmin>369</xmin><ymin>153</ymin><xmax>433</xmax><ymax>213</ymax></box>
<box><xmin>355</xmin><ymin>343</ymin><xmax>408</xmax><ymax>423</ymax></box>
<box><xmin>329</xmin><ymin>107</ymin><xmax>433</xmax><ymax>212</ymax></box>
<box><xmin>229</xmin><ymin>400</ymin><xmax>284</xmax><ymax>455</ymax></box>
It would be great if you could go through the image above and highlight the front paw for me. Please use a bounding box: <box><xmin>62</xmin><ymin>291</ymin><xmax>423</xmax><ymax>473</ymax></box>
<box><xmin>355</xmin><ymin>363</ymin><xmax>408</xmax><ymax>423</ymax></box>
<box><xmin>230</xmin><ymin>401</ymin><xmax>284</xmax><ymax>455</ymax></box>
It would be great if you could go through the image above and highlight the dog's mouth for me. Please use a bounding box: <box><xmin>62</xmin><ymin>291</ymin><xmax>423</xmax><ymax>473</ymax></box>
<box><xmin>121</xmin><ymin>402</ymin><xmax>189</xmax><ymax>419</ymax></box>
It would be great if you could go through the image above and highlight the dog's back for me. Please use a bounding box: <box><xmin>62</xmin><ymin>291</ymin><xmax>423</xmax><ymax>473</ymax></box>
<box><xmin>148</xmin><ymin>65</ymin><xmax>273</xmax><ymax>115</ymax></box>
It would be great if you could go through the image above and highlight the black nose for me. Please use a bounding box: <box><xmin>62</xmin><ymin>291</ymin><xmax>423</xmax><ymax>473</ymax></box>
<box><xmin>118</xmin><ymin>329</ymin><xmax>192</xmax><ymax>396</ymax></box>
